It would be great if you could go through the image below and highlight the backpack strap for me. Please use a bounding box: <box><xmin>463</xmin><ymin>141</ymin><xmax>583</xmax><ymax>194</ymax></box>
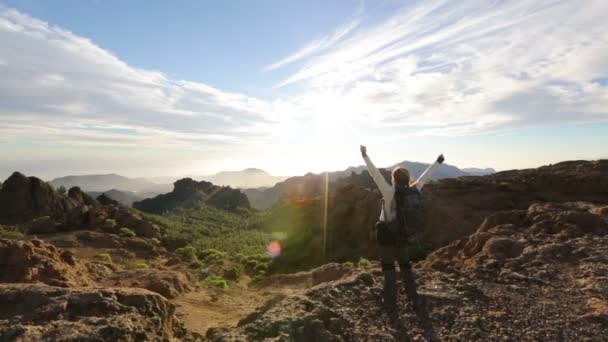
<box><xmin>379</xmin><ymin>198</ymin><xmax>386</xmax><ymax>222</ymax></box>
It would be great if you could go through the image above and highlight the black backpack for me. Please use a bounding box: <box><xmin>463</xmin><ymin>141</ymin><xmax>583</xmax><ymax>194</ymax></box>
<box><xmin>375</xmin><ymin>186</ymin><xmax>424</xmax><ymax>246</ymax></box>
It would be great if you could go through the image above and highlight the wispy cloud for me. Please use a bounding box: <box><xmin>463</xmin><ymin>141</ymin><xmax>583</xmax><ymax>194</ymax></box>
<box><xmin>272</xmin><ymin>0</ymin><xmax>608</xmax><ymax>135</ymax></box>
<box><xmin>263</xmin><ymin>18</ymin><xmax>360</xmax><ymax>71</ymax></box>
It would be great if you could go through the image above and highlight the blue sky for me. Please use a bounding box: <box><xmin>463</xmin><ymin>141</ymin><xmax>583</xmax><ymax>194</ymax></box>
<box><xmin>0</xmin><ymin>0</ymin><xmax>607</xmax><ymax>179</ymax></box>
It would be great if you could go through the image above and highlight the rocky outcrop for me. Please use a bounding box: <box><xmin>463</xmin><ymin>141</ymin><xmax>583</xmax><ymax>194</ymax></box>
<box><xmin>106</xmin><ymin>269</ymin><xmax>196</xmax><ymax>299</ymax></box>
<box><xmin>0</xmin><ymin>284</ymin><xmax>198</xmax><ymax>341</ymax></box>
<box><xmin>0</xmin><ymin>172</ymin><xmax>164</xmax><ymax>240</ymax></box>
<box><xmin>0</xmin><ymin>238</ymin><xmax>91</xmax><ymax>287</ymax></box>
<box><xmin>134</xmin><ymin>177</ymin><xmax>250</xmax><ymax>214</ymax></box>
<box><xmin>0</xmin><ymin>172</ymin><xmax>77</xmax><ymax>224</ymax></box>
<box><xmin>210</xmin><ymin>201</ymin><xmax>608</xmax><ymax>341</ymax></box>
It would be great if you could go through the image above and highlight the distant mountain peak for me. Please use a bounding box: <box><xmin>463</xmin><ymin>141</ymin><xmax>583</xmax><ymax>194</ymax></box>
<box><xmin>242</xmin><ymin>168</ymin><xmax>267</xmax><ymax>174</ymax></box>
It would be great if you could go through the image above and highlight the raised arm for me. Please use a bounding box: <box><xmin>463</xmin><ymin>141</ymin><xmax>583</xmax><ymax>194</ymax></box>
<box><xmin>360</xmin><ymin>145</ymin><xmax>392</xmax><ymax>198</ymax></box>
<box><xmin>414</xmin><ymin>154</ymin><xmax>444</xmax><ymax>190</ymax></box>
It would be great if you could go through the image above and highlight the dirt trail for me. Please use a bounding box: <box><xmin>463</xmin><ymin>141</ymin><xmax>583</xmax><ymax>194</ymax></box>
<box><xmin>173</xmin><ymin>280</ymin><xmax>307</xmax><ymax>335</ymax></box>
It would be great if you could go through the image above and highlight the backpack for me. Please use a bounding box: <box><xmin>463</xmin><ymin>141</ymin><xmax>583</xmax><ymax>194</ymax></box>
<box><xmin>374</xmin><ymin>186</ymin><xmax>424</xmax><ymax>246</ymax></box>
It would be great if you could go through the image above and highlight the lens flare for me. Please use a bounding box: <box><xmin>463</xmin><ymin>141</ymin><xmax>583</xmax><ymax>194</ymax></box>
<box><xmin>267</xmin><ymin>241</ymin><xmax>282</xmax><ymax>258</ymax></box>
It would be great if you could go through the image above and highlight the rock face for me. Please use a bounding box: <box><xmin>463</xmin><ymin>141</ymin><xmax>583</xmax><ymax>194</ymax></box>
<box><xmin>272</xmin><ymin>160</ymin><xmax>608</xmax><ymax>270</ymax></box>
<box><xmin>0</xmin><ymin>284</ymin><xmax>195</xmax><ymax>341</ymax></box>
<box><xmin>210</xmin><ymin>201</ymin><xmax>608</xmax><ymax>341</ymax></box>
<box><xmin>134</xmin><ymin>177</ymin><xmax>250</xmax><ymax>214</ymax></box>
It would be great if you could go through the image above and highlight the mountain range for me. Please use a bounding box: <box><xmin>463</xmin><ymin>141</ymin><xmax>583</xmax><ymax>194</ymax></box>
<box><xmin>48</xmin><ymin>162</ymin><xmax>495</xmax><ymax>208</ymax></box>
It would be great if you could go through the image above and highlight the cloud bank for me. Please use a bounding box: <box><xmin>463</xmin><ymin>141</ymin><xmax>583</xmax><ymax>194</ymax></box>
<box><xmin>0</xmin><ymin>8</ymin><xmax>278</xmax><ymax>152</ymax></box>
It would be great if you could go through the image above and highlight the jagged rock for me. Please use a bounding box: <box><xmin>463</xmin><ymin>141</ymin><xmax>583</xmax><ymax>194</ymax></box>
<box><xmin>0</xmin><ymin>238</ymin><xmax>91</xmax><ymax>287</ymax></box>
<box><xmin>133</xmin><ymin>178</ymin><xmax>250</xmax><ymax>214</ymax></box>
<box><xmin>67</xmin><ymin>186</ymin><xmax>94</xmax><ymax>206</ymax></box>
<box><xmin>0</xmin><ymin>172</ymin><xmax>76</xmax><ymax>224</ymax></box>
<box><xmin>0</xmin><ymin>284</ymin><xmax>198</xmax><ymax>341</ymax></box>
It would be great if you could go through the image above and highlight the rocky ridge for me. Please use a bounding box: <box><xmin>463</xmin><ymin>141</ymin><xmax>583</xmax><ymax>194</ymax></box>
<box><xmin>134</xmin><ymin>178</ymin><xmax>250</xmax><ymax>214</ymax></box>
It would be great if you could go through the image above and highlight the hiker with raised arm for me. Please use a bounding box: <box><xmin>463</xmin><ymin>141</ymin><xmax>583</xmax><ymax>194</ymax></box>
<box><xmin>360</xmin><ymin>145</ymin><xmax>444</xmax><ymax>312</ymax></box>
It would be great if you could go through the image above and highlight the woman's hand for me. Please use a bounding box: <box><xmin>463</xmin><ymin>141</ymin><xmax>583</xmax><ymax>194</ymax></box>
<box><xmin>360</xmin><ymin>145</ymin><xmax>367</xmax><ymax>157</ymax></box>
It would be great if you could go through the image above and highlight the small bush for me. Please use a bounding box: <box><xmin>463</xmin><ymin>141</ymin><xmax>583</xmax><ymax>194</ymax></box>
<box><xmin>103</xmin><ymin>219</ymin><xmax>117</xmax><ymax>230</ymax></box>
<box><xmin>253</xmin><ymin>263</ymin><xmax>268</xmax><ymax>275</ymax></box>
<box><xmin>189</xmin><ymin>260</ymin><xmax>204</xmax><ymax>269</ymax></box>
<box><xmin>57</xmin><ymin>185</ymin><xmax>67</xmax><ymax>195</ymax></box>
<box><xmin>251</xmin><ymin>273</ymin><xmax>266</xmax><ymax>284</ymax></box>
<box><xmin>343</xmin><ymin>261</ymin><xmax>354</xmax><ymax>268</ymax></box>
<box><xmin>201</xmin><ymin>275</ymin><xmax>228</xmax><ymax>289</ymax></box>
<box><xmin>224</xmin><ymin>265</ymin><xmax>241</xmax><ymax>280</ymax></box>
<box><xmin>125</xmin><ymin>261</ymin><xmax>149</xmax><ymax>269</ymax></box>
<box><xmin>119</xmin><ymin>227</ymin><xmax>136</xmax><ymax>238</ymax></box>
<box><xmin>197</xmin><ymin>248</ymin><xmax>226</xmax><ymax>262</ymax></box>
<box><xmin>358</xmin><ymin>257</ymin><xmax>370</xmax><ymax>268</ymax></box>
<box><xmin>95</xmin><ymin>253</ymin><xmax>112</xmax><ymax>263</ymax></box>
<box><xmin>150</xmin><ymin>238</ymin><xmax>161</xmax><ymax>246</ymax></box>
<box><xmin>0</xmin><ymin>229</ymin><xmax>25</xmax><ymax>240</ymax></box>
<box><xmin>244</xmin><ymin>259</ymin><xmax>259</xmax><ymax>272</ymax></box>
<box><xmin>233</xmin><ymin>253</ymin><xmax>246</xmax><ymax>263</ymax></box>
<box><xmin>175</xmin><ymin>246</ymin><xmax>198</xmax><ymax>263</ymax></box>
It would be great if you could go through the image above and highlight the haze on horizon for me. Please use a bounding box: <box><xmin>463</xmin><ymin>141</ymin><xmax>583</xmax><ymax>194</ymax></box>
<box><xmin>1</xmin><ymin>0</ymin><xmax>607</xmax><ymax>180</ymax></box>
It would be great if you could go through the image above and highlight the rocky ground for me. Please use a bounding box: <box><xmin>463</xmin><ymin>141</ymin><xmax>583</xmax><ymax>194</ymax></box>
<box><xmin>208</xmin><ymin>201</ymin><xmax>608</xmax><ymax>341</ymax></box>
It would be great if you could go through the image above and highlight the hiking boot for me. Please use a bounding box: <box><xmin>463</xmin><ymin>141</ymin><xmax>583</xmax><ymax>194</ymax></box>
<box><xmin>401</xmin><ymin>267</ymin><xmax>420</xmax><ymax>305</ymax></box>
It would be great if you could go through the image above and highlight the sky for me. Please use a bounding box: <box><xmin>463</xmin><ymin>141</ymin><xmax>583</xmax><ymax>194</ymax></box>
<box><xmin>0</xmin><ymin>0</ymin><xmax>607</xmax><ymax>180</ymax></box>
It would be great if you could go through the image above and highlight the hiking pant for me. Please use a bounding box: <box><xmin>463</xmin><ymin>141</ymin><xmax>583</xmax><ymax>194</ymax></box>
<box><xmin>379</xmin><ymin>244</ymin><xmax>419</xmax><ymax>307</ymax></box>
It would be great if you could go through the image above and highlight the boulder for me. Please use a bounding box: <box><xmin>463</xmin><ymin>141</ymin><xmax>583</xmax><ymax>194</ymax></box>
<box><xmin>0</xmin><ymin>284</ymin><xmax>197</xmax><ymax>341</ymax></box>
<box><xmin>0</xmin><ymin>238</ymin><xmax>90</xmax><ymax>287</ymax></box>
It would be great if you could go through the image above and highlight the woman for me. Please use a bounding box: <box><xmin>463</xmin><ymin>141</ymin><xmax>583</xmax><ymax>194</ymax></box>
<box><xmin>360</xmin><ymin>145</ymin><xmax>444</xmax><ymax>311</ymax></box>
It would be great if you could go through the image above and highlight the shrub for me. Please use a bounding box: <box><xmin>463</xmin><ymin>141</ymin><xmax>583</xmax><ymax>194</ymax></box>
<box><xmin>233</xmin><ymin>253</ymin><xmax>246</xmax><ymax>263</ymax></box>
<box><xmin>95</xmin><ymin>253</ymin><xmax>112</xmax><ymax>263</ymax></box>
<box><xmin>201</xmin><ymin>275</ymin><xmax>228</xmax><ymax>289</ymax></box>
<box><xmin>57</xmin><ymin>185</ymin><xmax>67</xmax><ymax>195</ymax></box>
<box><xmin>343</xmin><ymin>261</ymin><xmax>354</xmax><ymax>268</ymax></box>
<box><xmin>253</xmin><ymin>263</ymin><xmax>268</xmax><ymax>275</ymax></box>
<box><xmin>358</xmin><ymin>257</ymin><xmax>370</xmax><ymax>268</ymax></box>
<box><xmin>103</xmin><ymin>219</ymin><xmax>117</xmax><ymax>230</ymax></box>
<box><xmin>189</xmin><ymin>260</ymin><xmax>204</xmax><ymax>269</ymax></box>
<box><xmin>244</xmin><ymin>259</ymin><xmax>260</xmax><ymax>272</ymax></box>
<box><xmin>251</xmin><ymin>273</ymin><xmax>266</xmax><ymax>284</ymax></box>
<box><xmin>125</xmin><ymin>261</ymin><xmax>149</xmax><ymax>269</ymax></box>
<box><xmin>150</xmin><ymin>238</ymin><xmax>161</xmax><ymax>246</ymax></box>
<box><xmin>175</xmin><ymin>246</ymin><xmax>198</xmax><ymax>263</ymax></box>
<box><xmin>197</xmin><ymin>248</ymin><xmax>226</xmax><ymax>262</ymax></box>
<box><xmin>119</xmin><ymin>227</ymin><xmax>136</xmax><ymax>238</ymax></box>
<box><xmin>0</xmin><ymin>229</ymin><xmax>25</xmax><ymax>240</ymax></box>
<box><xmin>224</xmin><ymin>265</ymin><xmax>241</xmax><ymax>280</ymax></box>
